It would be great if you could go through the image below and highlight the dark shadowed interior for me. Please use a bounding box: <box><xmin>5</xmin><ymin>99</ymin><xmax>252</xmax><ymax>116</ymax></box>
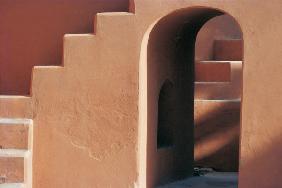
<box><xmin>146</xmin><ymin>7</ymin><xmax>243</xmax><ymax>187</ymax></box>
<box><xmin>157</xmin><ymin>79</ymin><xmax>175</xmax><ymax>148</ymax></box>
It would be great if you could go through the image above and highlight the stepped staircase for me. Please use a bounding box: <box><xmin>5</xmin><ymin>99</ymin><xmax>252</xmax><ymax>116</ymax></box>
<box><xmin>0</xmin><ymin>1</ymin><xmax>242</xmax><ymax>186</ymax></box>
<box><xmin>194</xmin><ymin>39</ymin><xmax>243</xmax><ymax>171</ymax></box>
<box><xmin>0</xmin><ymin>5</ymin><xmax>136</xmax><ymax>186</ymax></box>
<box><xmin>0</xmin><ymin>96</ymin><xmax>32</xmax><ymax>188</ymax></box>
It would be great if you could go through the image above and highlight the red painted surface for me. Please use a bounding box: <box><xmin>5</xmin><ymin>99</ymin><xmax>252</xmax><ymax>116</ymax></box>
<box><xmin>195</xmin><ymin>62</ymin><xmax>231</xmax><ymax>82</ymax></box>
<box><xmin>0</xmin><ymin>0</ymin><xmax>129</xmax><ymax>95</ymax></box>
<box><xmin>1</xmin><ymin>1</ymin><xmax>281</xmax><ymax>188</ymax></box>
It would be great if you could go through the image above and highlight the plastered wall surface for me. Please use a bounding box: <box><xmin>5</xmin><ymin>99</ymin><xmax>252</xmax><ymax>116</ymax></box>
<box><xmin>136</xmin><ymin>2</ymin><xmax>282</xmax><ymax>187</ymax></box>
<box><xmin>194</xmin><ymin>15</ymin><xmax>242</xmax><ymax>171</ymax></box>
<box><xmin>0</xmin><ymin>0</ymin><xmax>129</xmax><ymax>95</ymax></box>
<box><xmin>195</xmin><ymin>14</ymin><xmax>242</xmax><ymax>61</ymax></box>
<box><xmin>2</xmin><ymin>0</ymin><xmax>280</xmax><ymax>187</ymax></box>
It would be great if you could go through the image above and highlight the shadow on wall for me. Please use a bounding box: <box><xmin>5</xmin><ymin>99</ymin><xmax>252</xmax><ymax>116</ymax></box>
<box><xmin>157</xmin><ymin>79</ymin><xmax>175</xmax><ymax>149</ymax></box>
<box><xmin>144</xmin><ymin>7</ymin><xmax>231</xmax><ymax>187</ymax></box>
<box><xmin>0</xmin><ymin>0</ymin><xmax>129</xmax><ymax>95</ymax></box>
<box><xmin>194</xmin><ymin>102</ymin><xmax>240</xmax><ymax>171</ymax></box>
<box><xmin>239</xmin><ymin>136</ymin><xmax>282</xmax><ymax>188</ymax></box>
<box><xmin>193</xmin><ymin>14</ymin><xmax>242</xmax><ymax>172</ymax></box>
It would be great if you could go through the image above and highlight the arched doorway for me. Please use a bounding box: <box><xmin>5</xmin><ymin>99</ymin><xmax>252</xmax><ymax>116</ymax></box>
<box><xmin>194</xmin><ymin>14</ymin><xmax>242</xmax><ymax>173</ymax></box>
<box><xmin>138</xmin><ymin>7</ymin><xmax>243</xmax><ymax>188</ymax></box>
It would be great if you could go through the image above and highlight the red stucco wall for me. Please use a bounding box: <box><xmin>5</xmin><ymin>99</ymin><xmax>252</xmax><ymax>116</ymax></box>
<box><xmin>194</xmin><ymin>15</ymin><xmax>242</xmax><ymax>172</ymax></box>
<box><xmin>1</xmin><ymin>1</ymin><xmax>282</xmax><ymax>188</ymax></box>
<box><xmin>0</xmin><ymin>0</ymin><xmax>129</xmax><ymax>95</ymax></box>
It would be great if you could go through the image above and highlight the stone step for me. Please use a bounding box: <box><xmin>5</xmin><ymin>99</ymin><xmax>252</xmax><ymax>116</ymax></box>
<box><xmin>0</xmin><ymin>118</ymin><xmax>32</xmax><ymax>150</ymax></box>
<box><xmin>0</xmin><ymin>149</ymin><xmax>27</xmax><ymax>184</ymax></box>
<box><xmin>0</xmin><ymin>153</ymin><xmax>25</xmax><ymax>183</ymax></box>
<box><xmin>0</xmin><ymin>119</ymin><xmax>32</xmax><ymax>126</ymax></box>
<box><xmin>62</xmin><ymin>34</ymin><xmax>96</xmax><ymax>68</ymax></box>
<box><xmin>195</xmin><ymin>83</ymin><xmax>240</xmax><ymax>100</ymax></box>
<box><xmin>0</xmin><ymin>118</ymin><xmax>32</xmax><ymax>185</ymax></box>
<box><xmin>0</xmin><ymin>96</ymin><xmax>31</xmax><ymax>118</ymax></box>
<box><xmin>214</xmin><ymin>39</ymin><xmax>243</xmax><ymax>61</ymax></box>
<box><xmin>195</xmin><ymin>61</ymin><xmax>242</xmax><ymax>100</ymax></box>
<box><xmin>95</xmin><ymin>12</ymin><xmax>134</xmax><ymax>34</ymax></box>
<box><xmin>194</xmin><ymin>100</ymin><xmax>240</xmax><ymax>171</ymax></box>
<box><xmin>0</xmin><ymin>149</ymin><xmax>27</xmax><ymax>158</ymax></box>
<box><xmin>0</xmin><ymin>183</ymin><xmax>24</xmax><ymax>188</ymax></box>
<box><xmin>195</xmin><ymin>61</ymin><xmax>231</xmax><ymax>82</ymax></box>
<box><xmin>0</xmin><ymin>126</ymin><xmax>28</xmax><ymax>150</ymax></box>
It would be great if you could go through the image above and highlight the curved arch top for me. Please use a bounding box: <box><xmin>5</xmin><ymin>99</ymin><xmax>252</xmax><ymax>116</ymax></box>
<box><xmin>138</xmin><ymin>5</ymin><xmax>244</xmax><ymax>188</ymax></box>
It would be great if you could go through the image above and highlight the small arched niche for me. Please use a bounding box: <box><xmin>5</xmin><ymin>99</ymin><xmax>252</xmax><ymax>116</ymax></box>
<box><xmin>157</xmin><ymin>79</ymin><xmax>175</xmax><ymax>149</ymax></box>
<box><xmin>138</xmin><ymin>6</ymin><xmax>243</xmax><ymax>188</ymax></box>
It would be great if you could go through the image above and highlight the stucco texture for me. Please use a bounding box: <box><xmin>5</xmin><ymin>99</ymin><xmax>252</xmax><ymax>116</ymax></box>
<box><xmin>5</xmin><ymin>0</ymin><xmax>281</xmax><ymax>187</ymax></box>
<box><xmin>0</xmin><ymin>0</ymin><xmax>129</xmax><ymax>95</ymax></box>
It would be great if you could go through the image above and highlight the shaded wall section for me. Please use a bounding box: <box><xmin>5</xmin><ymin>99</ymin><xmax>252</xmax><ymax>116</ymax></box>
<box><xmin>194</xmin><ymin>14</ymin><xmax>242</xmax><ymax>171</ymax></box>
<box><xmin>0</xmin><ymin>0</ymin><xmax>129</xmax><ymax>95</ymax></box>
<box><xmin>145</xmin><ymin>8</ymin><xmax>224</xmax><ymax>187</ymax></box>
<box><xmin>195</xmin><ymin>14</ymin><xmax>242</xmax><ymax>61</ymax></box>
<box><xmin>194</xmin><ymin>101</ymin><xmax>240</xmax><ymax>171</ymax></box>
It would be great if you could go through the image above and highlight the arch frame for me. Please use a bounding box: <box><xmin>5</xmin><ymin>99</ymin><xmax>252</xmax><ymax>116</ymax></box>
<box><xmin>137</xmin><ymin>5</ymin><xmax>244</xmax><ymax>188</ymax></box>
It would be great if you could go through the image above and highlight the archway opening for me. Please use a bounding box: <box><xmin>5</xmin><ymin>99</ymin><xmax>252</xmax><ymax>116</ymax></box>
<box><xmin>194</xmin><ymin>14</ymin><xmax>242</xmax><ymax>173</ymax></box>
<box><xmin>139</xmin><ymin>7</ymin><xmax>243</xmax><ymax>188</ymax></box>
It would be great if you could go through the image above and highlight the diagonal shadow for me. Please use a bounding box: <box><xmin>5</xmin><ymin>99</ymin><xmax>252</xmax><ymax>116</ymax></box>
<box><xmin>194</xmin><ymin>101</ymin><xmax>241</xmax><ymax>171</ymax></box>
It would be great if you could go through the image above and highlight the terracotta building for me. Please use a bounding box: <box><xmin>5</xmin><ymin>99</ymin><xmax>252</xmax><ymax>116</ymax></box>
<box><xmin>0</xmin><ymin>0</ymin><xmax>281</xmax><ymax>188</ymax></box>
